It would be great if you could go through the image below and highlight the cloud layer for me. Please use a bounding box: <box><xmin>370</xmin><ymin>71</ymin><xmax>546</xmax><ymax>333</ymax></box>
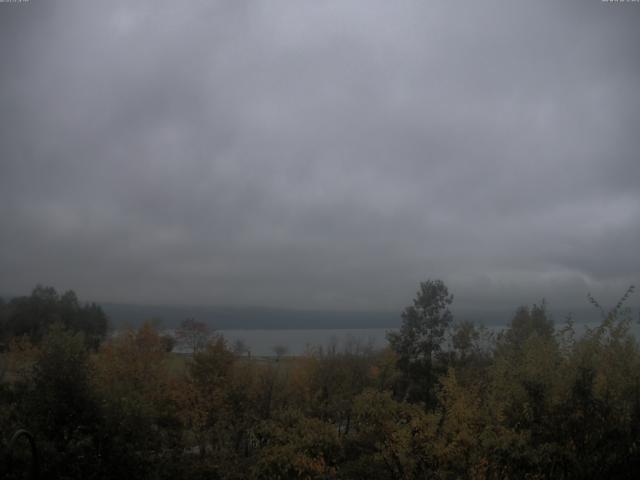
<box><xmin>1</xmin><ymin>0</ymin><xmax>639</xmax><ymax>312</ymax></box>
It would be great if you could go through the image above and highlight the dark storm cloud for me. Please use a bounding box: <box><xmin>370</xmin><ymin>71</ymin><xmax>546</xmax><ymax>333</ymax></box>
<box><xmin>1</xmin><ymin>0</ymin><xmax>639</xmax><ymax>312</ymax></box>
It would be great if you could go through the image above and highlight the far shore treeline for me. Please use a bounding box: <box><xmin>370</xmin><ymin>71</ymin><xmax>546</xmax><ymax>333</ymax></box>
<box><xmin>102</xmin><ymin>302</ymin><xmax>399</xmax><ymax>330</ymax></box>
<box><xmin>1</xmin><ymin>281</ymin><xmax>640</xmax><ymax>479</ymax></box>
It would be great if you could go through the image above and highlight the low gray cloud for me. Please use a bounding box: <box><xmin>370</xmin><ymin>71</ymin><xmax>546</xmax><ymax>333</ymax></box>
<box><xmin>1</xmin><ymin>0</ymin><xmax>639</xmax><ymax>313</ymax></box>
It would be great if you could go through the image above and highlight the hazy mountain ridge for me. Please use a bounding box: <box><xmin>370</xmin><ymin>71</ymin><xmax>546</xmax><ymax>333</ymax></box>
<box><xmin>100</xmin><ymin>301</ymin><xmax>614</xmax><ymax>330</ymax></box>
<box><xmin>101</xmin><ymin>302</ymin><xmax>398</xmax><ymax>330</ymax></box>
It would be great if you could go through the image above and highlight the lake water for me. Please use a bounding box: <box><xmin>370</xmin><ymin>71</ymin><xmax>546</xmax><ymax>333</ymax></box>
<box><xmin>168</xmin><ymin>320</ymin><xmax>640</xmax><ymax>357</ymax></box>
<box><xmin>194</xmin><ymin>328</ymin><xmax>393</xmax><ymax>356</ymax></box>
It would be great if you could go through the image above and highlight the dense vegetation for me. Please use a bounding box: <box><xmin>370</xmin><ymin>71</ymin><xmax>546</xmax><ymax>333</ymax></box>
<box><xmin>0</xmin><ymin>285</ymin><xmax>108</xmax><ymax>349</ymax></box>
<box><xmin>1</xmin><ymin>282</ymin><xmax>639</xmax><ymax>479</ymax></box>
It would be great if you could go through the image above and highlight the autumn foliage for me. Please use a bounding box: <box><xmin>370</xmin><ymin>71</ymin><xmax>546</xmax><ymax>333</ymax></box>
<box><xmin>1</xmin><ymin>282</ymin><xmax>640</xmax><ymax>479</ymax></box>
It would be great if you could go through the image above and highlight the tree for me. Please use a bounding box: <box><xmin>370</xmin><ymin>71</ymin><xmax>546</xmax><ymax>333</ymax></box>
<box><xmin>171</xmin><ymin>335</ymin><xmax>236</xmax><ymax>460</ymax></box>
<box><xmin>3</xmin><ymin>285</ymin><xmax>108</xmax><ymax>347</ymax></box>
<box><xmin>450</xmin><ymin>320</ymin><xmax>482</xmax><ymax>360</ymax></box>
<box><xmin>447</xmin><ymin>320</ymin><xmax>494</xmax><ymax>384</ymax></box>
<box><xmin>6</xmin><ymin>285</ymin><xmax>61</xmax><ymax>341</ymax></box>
<box><xmin>344</xmin><ymin>389</ymin><xmax>434</xmax><ymax>479</ymax></box>
<box><xmin>93</xmin><ymin>323</ymin><xmax>175</xmax><ymax>478</ymax></box>
<box><xmin>160</xmin><ymin>334</ymin><xmax>177</xmax><ymax>352</ymax></box>
<box><xmin>189</xmin><ymin>335</ymin><xmax>236</xmax><ymax>391</ymax></box>
<box><xmin>175</xmin><ymin>318</ymin><xmax>211</xmax><ymax>354</ymax></box>
<box><xmin>253</xmin><ymin>408</ymin><xmax>340</xmax><ymax>480</ymax></box>
<box><xmin>272</xmin><ymin>344</ymin><xmax>288</xmax><ymax>361</ymax></box>
<box><xmin>233</xmin><ymin>338</ymin><xmax>250</xmax><ymax>357</ymax></box>
<box><xmin>25</xmin><ymin>324</ymin><xmax>101</xmax><ymax>478</ymax></box>
<box><xmin>387</xmin><ymin>279</ymin><xmax>453</xmax><ymax>405</ymax></box>
<box><xmin>0</xmin><ymin>296</ymin><xmax>8</xmax><ymax>344</ymax></box>
<box><xmin>498</xmin><ymin>302</ymin><xmax>553</xmax><ymax>353</ymax></box>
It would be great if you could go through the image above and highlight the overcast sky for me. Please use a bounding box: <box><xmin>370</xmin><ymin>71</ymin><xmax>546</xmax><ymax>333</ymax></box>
<box><xmin>1</xmin><ymin>0</ymin><xmax>639</xmax><ymax>313</ymax></box>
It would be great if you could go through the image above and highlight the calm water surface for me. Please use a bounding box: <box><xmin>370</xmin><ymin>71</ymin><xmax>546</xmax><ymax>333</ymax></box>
<box><xmin>210</xmin><ymin>328</ymin><xmax>392</xmax><ymax>356</ymax></box>
<box><xmin>169</xmin><ymin>321</ymin><xmax>640</xmax><ymax>357</ymax></box>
